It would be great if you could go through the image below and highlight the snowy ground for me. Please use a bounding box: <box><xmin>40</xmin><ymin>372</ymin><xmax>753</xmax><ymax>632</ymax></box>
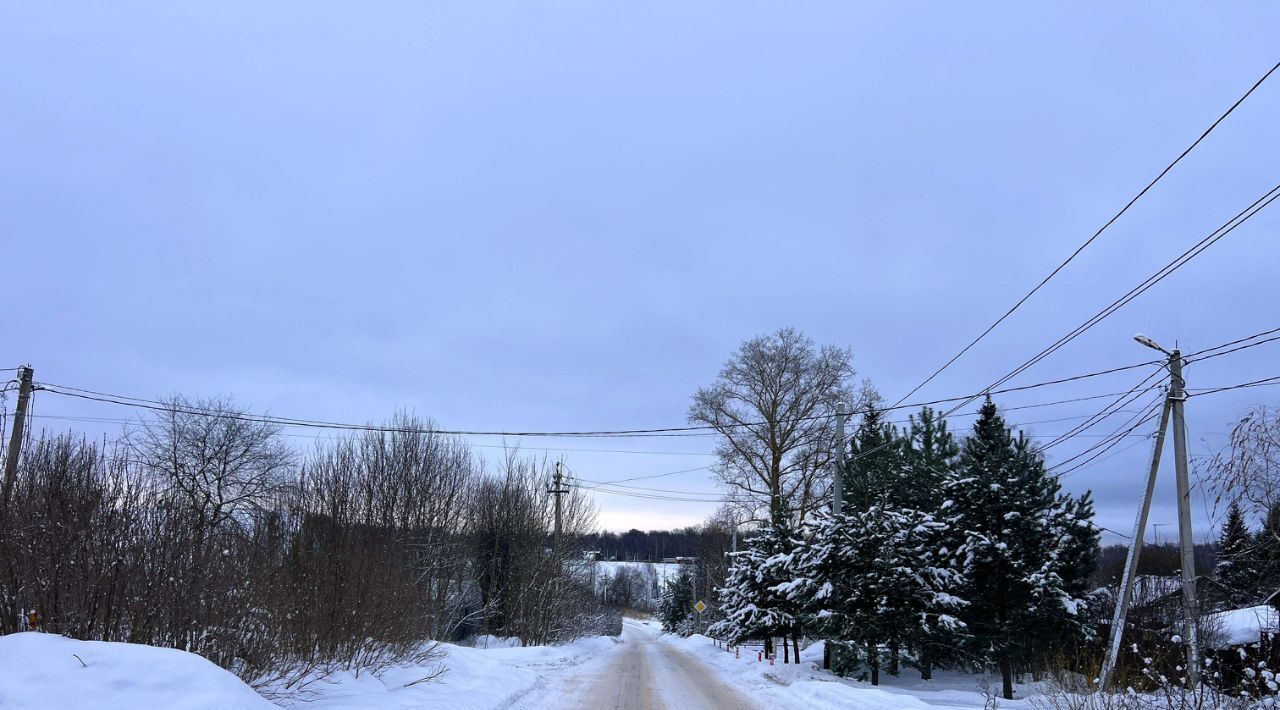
<box><xmin>1</xmin><ymin>623</ymin><xmax>1051</xmax><ymax>709</ymax></box>
<box><xmin>0</xmin><ymin>632</ymin><xmax>275</xmax><ymax>710</ymax></box>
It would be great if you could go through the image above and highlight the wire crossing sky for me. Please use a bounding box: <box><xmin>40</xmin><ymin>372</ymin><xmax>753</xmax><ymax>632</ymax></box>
<box><xmin>2</xmin><ymin>2</ymin><xmax>1279</xmax><ymax>536</ymax></box>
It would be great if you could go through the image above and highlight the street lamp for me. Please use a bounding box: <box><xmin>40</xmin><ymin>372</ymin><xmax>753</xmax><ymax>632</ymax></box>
<box><xmin>1133</xmin><ymin>333</ymin><xmax>1171</xmax><ymax>355</ymax></box>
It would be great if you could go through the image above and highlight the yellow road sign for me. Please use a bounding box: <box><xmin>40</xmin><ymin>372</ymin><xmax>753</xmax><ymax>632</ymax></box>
<box><xmin>694</xmin><ymin>600</ymin><xmax>706</xmax><ymax>613</ymax></box>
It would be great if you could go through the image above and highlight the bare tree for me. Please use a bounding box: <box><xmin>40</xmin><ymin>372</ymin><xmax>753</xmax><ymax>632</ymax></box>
<box><xmin>130</xmin><ymin>395</ymin><xmax>294</xmax><ymax>544</ymax></box>
<box><xmin>1202</xmin><ymin>405</ymin><xmax>1280</xmax><ymax>518</ymax></box>
<box><xmin>689</xmin><ymin>327</ymin><xmax>876</xmax><ymax>524</ymax></box>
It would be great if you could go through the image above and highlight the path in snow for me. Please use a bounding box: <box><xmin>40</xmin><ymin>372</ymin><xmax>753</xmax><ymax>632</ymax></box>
<box><xmin>521</xmin><ymin>621</ymin><xmax>760</xmax><ymax>710</ymax></box>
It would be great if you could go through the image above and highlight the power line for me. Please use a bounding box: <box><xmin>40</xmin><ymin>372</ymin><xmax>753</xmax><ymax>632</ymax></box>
<box><xmin>18</xmin><ymin>413</ymin><xmax>720</xmax><ymax>457</ymax></box>
<box><xmin>1185</xmin><ymin>326</ymin><xmax>1280</xmax><ymax>360</ymax></box>
<box><xmin>1187</xmin><ymin>334</ymin><xmax>1280</xmax><ymax>364</ymax></box>
<box><xmin>891</xmin><ymin>60</ymin><xmax>1280</xmax><ymax>409</ymax></box>
<box><xmin>1038</xmin><ymin>369</ymin><xmax>1166</xmax><ymax>452</ymax></box>
<box><xmin>30</xmin><ymin>360</ymin><xmax>1162</xmax><ymax>440</ymax></box>
<box><xmin>1189</xmin><ymin>374</ymin><xmax>1280</xmax><ymax>398</ymax></box>
<box><xmin>1049</xmin><ymin>400</ymin><xmax>1166</xmax><ymax>477</ymax></box>
<box><xmin>943</xmin><ymin>182</ymin><xmax>1280</xmax><ymax>419</ymax></box>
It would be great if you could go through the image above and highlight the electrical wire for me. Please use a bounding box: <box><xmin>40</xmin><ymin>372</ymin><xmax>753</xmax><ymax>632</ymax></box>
<box><xmin>30</xmin><ymin>359</ymin><xmax>1163</xmax><ymax>440</ymax></box>
<box><xmin>942</xmin><ymin>182</ymin><xmax>1280</xmax><ymax>419</ymax></box>
<box><xmin>1189</xmin><ymin>375</ymin><xmax>1280</xmax><ymax>397</ymax></box>
<box><xmin>1048</xmin><ymin>399</ymin><xmax>1166</xmax><ymax>477</ymax></box>
<box><xmin>1186</xmin><ymin>334</ymin><xmax>1280</xmax><ymax>364</ymax></box>
<box><xmin>1037</xmin><ymin>369</ymin><xmax>1165</xmax><ymax>452</ymax></box>
<box><xmin>891</xmin><ymin>60</ymin><xmax>1280</xmax><ymax>409</ymax></box>
<box><xmin>1185</xmin><ymin>326</ymin><xmax>1280</xmax><ymax>359</ymax></box>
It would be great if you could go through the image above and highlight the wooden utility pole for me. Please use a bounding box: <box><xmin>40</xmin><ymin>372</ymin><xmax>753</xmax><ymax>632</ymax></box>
<box><xmin>1099</xmin><ymin>342</ymin><xmax>1200</xmax><ymax>690</ymax></box>
<box><xmin>1</xmin><ymin>365</ymin><xmax>34</xmax><ymax>519</ymax></box>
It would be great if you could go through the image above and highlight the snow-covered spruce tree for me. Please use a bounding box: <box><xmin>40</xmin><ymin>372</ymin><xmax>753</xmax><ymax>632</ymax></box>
<box><xmin>900</xmin><ymin>406</ymin><xmax>967</xmax><ymax>679</ymax></box>
<box><xmin>945</xmin><ymin>398</ymin><xmax>1098</xmax><ymax>701</ymax></box>
<box><xmin>827</xmin><ymin>404</ymin><xmax>966</xmax><ymax>680</ymax></box>
<box><xmin>1252</xmin><ymin>503</ymin><xmax>1280</xmax><ymax>593</ymax></box>
<box><xmin>658</xmin><ymin>566</ymin><xmax>694</xmax><ymax>634</ymax></box>
<box><xmin>789</xmin><ymin>506</ymin><xmax>963</xmax><ymax>684</ymax></box>
<box><xmin>1214</xmin><ymin>502</ymin><xmax>1259</xmax><ymax>608</ymax></box>
<box><xmin>708</xmin><ymin>520</ymin><xmax>805</xmax><ymax>661</ymax></box>
<box><xmin>842</xmin><ymin>404</ymin><xmax>904</xmax><ymax>510</ymax></box>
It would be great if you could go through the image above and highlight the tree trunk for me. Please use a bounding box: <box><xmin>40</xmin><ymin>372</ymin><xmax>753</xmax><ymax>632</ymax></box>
<box><xmin>765</xmin><ymin>636</ymin><xmax>773</xmax><ymax>660</ymax></box>
<box><xmin>1000</xmin><ymin>654</ymin><xmax>1014</xmax><ymax>700</ymax></box>
<box><xmin>920</xmin><ymin>654</ymin><xmax>932</xmax><ymax>681</ymax></box>
<box><xmin>890</xmin><ymin>642</ymin><xmax>900</xmax><ymax>675</ymax></box>
<box><xmin>783</xmin><ymin>636</ymin><xmax>790</xmax><ymax>663</ymax></box>
<box><xmin>792</xmin><ymin>635</ymin><xmax>800</xmax><ymax>665</ymax></box>
<box><xmin>870</xmin><ymin>639</ymin><xmax>880</xmax><ymax>685</ymax></box>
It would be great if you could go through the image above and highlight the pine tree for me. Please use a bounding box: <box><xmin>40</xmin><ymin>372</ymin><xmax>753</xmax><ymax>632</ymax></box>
<box><xmin>1250</xmin><ymin>503</ymin><xmax>1280</xmax><ymax>595</ymax></box>
<box><xmin>791</xmin><ymin>507</ymin><xmax>964</xmax><ymax>684</ymax></box>
<box><xmin>708</xmin><ymin>520</ymin><xmax>804</xmax><ymax>661</ymax></box>
<box><xmin>901</xmin><ymin>406</ymin><xmax>965</xmax><ymax>678</ymax></box>
<box><xmin>901</xmin><ymin>407</ymin><xmax>959</xmax><ymax>512</ymax></box>
<box><xmin>1215</xmin><ymin>503</ymin><xmax>1258</xmax><ymax>607</ymax></box>
<box><xmin>658</xmin><ymin>566</ymin><xmax>694</xmax><ymax>634</ymax></box>
<box><xmin>842</xmin><ymin>404</ymin><xmax>903</xmax><ymax>511</ymax></box>
<box><xmin>811</xmin><ymin>405</ymin><xmax>967</xmax><ymax>681</ymax></box>
<box><xmin>945</xmin><ymin>398</ymin><xmax>1098</xmax><ymax>701</ymax></box>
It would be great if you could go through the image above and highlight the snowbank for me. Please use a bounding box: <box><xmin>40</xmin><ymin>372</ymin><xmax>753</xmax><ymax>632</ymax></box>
<box><xmin>0</xmin><ymin>632</ymin><xmax>275</xmax><ymax>710</ymax></box>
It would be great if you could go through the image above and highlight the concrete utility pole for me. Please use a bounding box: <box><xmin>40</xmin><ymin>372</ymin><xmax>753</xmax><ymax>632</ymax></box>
<box><xmin>1169</xmin><ymin>351</ymin><xmax>1201</xmax><ymax>686</ymax></box>
<box><xmin>1098</xmin><ymin>396</ymin><xmax>1171</xmax><ymax>690</ymax></box>
<box><xmin>831</xmin><ymin>409</ymin><xmax>848</xmax><ymax>515</ymax></box>
<box><xmin>1</xmin><ymin>365</ymin><xmax>34</xmax><ymax>519</ymax></box>
<box><xmin>1099</xmin><ymin>338</ymin><xmax>1200</xmax><ymax>690</ymax></box>
<box><xmin>825</xmin><ymin>407</ymin><xmax>849</xmax><ymax>670</ymax></box>
<box><xmin>550</xmin><ymin>462</ymin><xmax>570</xmax><ymax>552</ymax></box>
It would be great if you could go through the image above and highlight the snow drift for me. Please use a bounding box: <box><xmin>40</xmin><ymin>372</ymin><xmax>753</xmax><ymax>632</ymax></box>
<box><xmin>0</xmin><ymin>632</ymin><xmax>275</xmax><ymax>710</ymax></box>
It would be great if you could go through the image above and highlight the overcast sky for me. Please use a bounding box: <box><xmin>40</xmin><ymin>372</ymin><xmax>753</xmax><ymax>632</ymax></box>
<box><xmin>3</xmin><ymin>2</ymin><xmax>1279</xmax><ymax>540</ymax></box>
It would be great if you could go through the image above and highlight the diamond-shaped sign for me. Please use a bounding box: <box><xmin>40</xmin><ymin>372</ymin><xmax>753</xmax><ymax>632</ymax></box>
<box><xmin>694</xmin><ymin>600</ymin><xmax>706</xmax><ymax>613</ymax></box>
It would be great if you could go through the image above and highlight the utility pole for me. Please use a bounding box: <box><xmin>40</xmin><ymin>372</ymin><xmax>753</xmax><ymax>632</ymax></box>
<box><xmin>1099</xmin><ymin>338</ymin><xmax>1200</xmax><ymax>690</ymax></box>
<box><xmin>1169</xmin><ymin>350</ymin><xmax>1200</xmax><ymax>686</ymax></box>
<box><xmin>832</xmin><ymin>409</ymin><xmax>848</xmax><ymax>515</ymax></box>
<box><xmin>1098</xmin><ymin>396</ymin><xmax>1171</xmax><ymax>690</ymax></box>
<box><xmin>1</xmin><ymin>365</ymin><xmax>34</xmax><ymax>520</ymax></box>
<box><xmin>550</xmin><ymin>462</ymin><xmax>570</xmax><ymax>552</ymax></box>
<box><xmin>825</xmin><ymin>407</ymin><xmax>849</xmax><ymax>670</ymax></box>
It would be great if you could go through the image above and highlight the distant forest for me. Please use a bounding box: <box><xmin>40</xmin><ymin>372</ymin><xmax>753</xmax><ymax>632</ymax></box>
<box><xmin>582</xmin><ymin>528</ymin><xmax>720</xmax><ymax>562</ymax></box>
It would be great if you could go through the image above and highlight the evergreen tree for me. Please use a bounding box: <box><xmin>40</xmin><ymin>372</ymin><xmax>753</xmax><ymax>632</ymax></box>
<box><xmin>842</xmin><ymin>404</ymin><xmax>904</xmax><ymax>511</ymax></box>
<box><xmin>790</xmin><ymin>507</ymin><xmax>964</xmax><ymax>684</ymax></box>
<box><xmin>1250</xmin><ymin>503</ymin><xmax>1280</xmax><ymax>594</ymax></box>
<box><xmin>658</xmin><ymin>566</ymin><xmax>694</xmax><ymax>634</ymax></box>
<box><xmin>900</xmin><ymin>406</ymin><xmax>966</xmax><ymax>678</ymax></box>
<box><xmin>901</xmin><ymin>407</ymin><xmax>959</xmax><ymax>512</ymax></box>
<box><xmin>1214</xmin><ymin>503</ymin><xmax>1258</xmax><ymax>607</ymax></box>
<box><xmin>708</xmin><ymin>520</ymin><xmax>804</xmax><ymax>660</ymax></box>
<box><xmin>945</xmin><ymin>398</ymin><xmax>1098</xmax><ymax>701</ymax></box>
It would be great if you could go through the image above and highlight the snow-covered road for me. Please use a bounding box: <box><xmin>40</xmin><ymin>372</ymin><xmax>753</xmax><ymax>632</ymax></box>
<box><xmin>518</xmin><ymin>621</ymin><xmax>759</xmax><ymax>710</ymax></box>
